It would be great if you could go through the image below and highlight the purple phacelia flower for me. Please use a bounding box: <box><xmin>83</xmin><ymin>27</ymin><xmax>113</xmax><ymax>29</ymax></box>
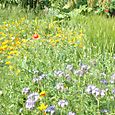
<box><xmin>56</xmin><ymin>83</ymin><xmax>64</xmax><ymax>91</ymax></box>
<box><xmin>58</xmin><ymin>100</ymin><xmax>68</xmax><ymax>107</ymax></box>
<box><xmin>100</xmin><ymin>90</ymin><xmax>106</xmax><ymax>97</ymax></box>
<box><xmin>112</xmin><ymin>89</ymin><xmax>115</xmax><ymax>95</ymax></box>
<box><xmin>22</xmin><ymin>87</ymin><xmax>30</xmax><ymax>94</ymax></box>
<box><xmin>45</xmin><ymin>105</ymin><xmax>55</xmax><ymax>114</ymax></box>
<box><xmin>40</xmin><ymin>74</ymin><xmax>47</xmax><ymax>78</ymax></box>
<box><xmin>80</xmin><ymin>64</ymin><xmax>90</xmax><ymax>72</ymax></box>
<box><xmin>100</xmin><ymin>109</ymin><xmax>109</xmax><ymax>113</ymax></box>
<box><xmin>92</xmin><ymin>88</ymin><xmax>106</xmax><ymax>97</ymax></box>
<box><xmin>27</xmin><ymin>92</ymin><xmax>39</xmax><ymax>102</ymax></box>
<box><xmin>33</xmin><ymin>69</ymin><xmax>39</xmax><ymax>74</ymax></box>
<box><xmin>54</xmin><ymin>70</ymin><xmax>64</xmax><ymax>77</ymax></box>
<box><xmin>86</xmin><ymin>85</ymin><xmax>106</xmax><ymax>97</ymax></box>
<box><xmin>110</xmin><ymin>80</ymin><xmax>114</xmax><ymax>84</ymax></box>
<box><xmin>32</xmin><ymin>74</ymin><xmax>47</xmax><ymax>83</ymax></box>
<box><xmin>100</xmin><ymin>79</ymin><xmax>108</xmax><ymax>85</ymax></box>
<box><xmin>32</xmin><ymin>78</ymin><xmax>39</xmax><ymax>83</ymax></box>
<box><xmin>86</xmin><ymin>85</ymin><xmax>96</xmax><ymax>94</ymax></box>
<box><xmin>56</xmin><ymin>83</ymin><xmax>67</xmax><ymax>92</ymax></box>
<box><xmin>73</xmin><ymin>70</ymin><xmax>85</xmax><ymax>77</ymax></box>
<box><xmin>39</xmin><ymin>74</ymin><xmax>47</xmax><ymax>80</ymax></box>
<box><xmin>25</xmin><ymin>99</ymin><xmax>35</xmax><ymax>110</ymax></box>
<box><xmin>111</xmin><ymin>73</ymin><xmax>115</xmax><ymax>80</ymax></box>
<box><xmin>92</xmin><ymin>88</ymin><xmax>100</xmax><ymax>96</ymax></box>
<box><xmin>64</xmin><ymin>74</ymin><xmax>71</xmax><ymax>81</ymax></box>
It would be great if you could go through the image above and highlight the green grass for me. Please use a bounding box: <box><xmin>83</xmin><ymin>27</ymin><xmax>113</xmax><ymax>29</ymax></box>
<box><xmin>0</xmin><ymin>8</ymin><xmax>115</xmax><ymax>115</ymax></box>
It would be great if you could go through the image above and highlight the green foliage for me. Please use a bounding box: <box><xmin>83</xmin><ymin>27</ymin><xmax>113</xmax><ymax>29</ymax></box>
<box><xmin>49</xmin><ymin>0</ymin><xmax>67</xmax><ymax>10</ymax></box>
<box><xmin>76</xmin><ymin>0</ymin><xmax>87</xmax><ymax>8</ymax></box>
<box><xmin>108</xmin><ymin>0</ymin><xmax>115</xmax><ymax>12</ymax></box>
<box><xmin>0</xmin><ymin>0</ymin><xmax>51</xmax><ymax>10</ymax></box>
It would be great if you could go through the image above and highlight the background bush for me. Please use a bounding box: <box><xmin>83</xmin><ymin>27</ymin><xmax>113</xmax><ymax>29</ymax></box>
<box><xmin>0</xmin><ymin>0</ymin><xmax>50</xmax><ymax>10</ymax></box>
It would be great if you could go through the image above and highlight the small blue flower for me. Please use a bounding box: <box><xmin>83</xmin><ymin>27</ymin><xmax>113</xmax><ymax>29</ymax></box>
<box><xmin>45</xmin><ymin>105</ymin><xmax>55</xmax><ymax>113</ymax></box>
<box><xmin>100</xmin><ymin>79</ymin><xmax>108</xmax><ymax>85</ymax></box>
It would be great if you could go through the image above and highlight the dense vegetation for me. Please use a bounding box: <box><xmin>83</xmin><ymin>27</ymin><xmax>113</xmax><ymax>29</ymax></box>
<box><xmin>0</xmin><ymin>0</ymin><xmax>115</xmax><ymax>115</ymax></box>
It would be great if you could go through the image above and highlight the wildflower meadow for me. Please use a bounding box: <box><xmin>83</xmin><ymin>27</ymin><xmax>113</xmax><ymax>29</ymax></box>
<box><xmin>0</xmin><ymin>1</ymin><xmax>115</xmax><ymax>115</ymax></box>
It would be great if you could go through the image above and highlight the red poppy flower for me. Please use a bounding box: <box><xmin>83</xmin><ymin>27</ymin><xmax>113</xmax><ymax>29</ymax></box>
<box><xmin>32</xmin><ymin>34</ymin><xmax>39</xmax><ymax>39</ymax></box>
<box><xmin>104</xmin><ymin>9</ymin><xmax>109</xmax><ymax>13</ymax></box>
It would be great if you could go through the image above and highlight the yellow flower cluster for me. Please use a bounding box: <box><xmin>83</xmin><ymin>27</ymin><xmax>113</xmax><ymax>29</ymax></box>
<box><xmin>41</xmin><ymin>26</ymin><xmax>84</xmax><ymax>47</ymax></box>
<box><xmin>0</xmin><ymin>17</ymin><xmax>29</xmax><ymax>66</ymax></box>
<box><xmin>0</xmin><ymin>16</ymin><xmax>84</xmax><ymax>67</ymax></box>
<box><xmin>0</xmin><ymin>36</ymin><xmax>27</xmax><ymax>66</ymax></box>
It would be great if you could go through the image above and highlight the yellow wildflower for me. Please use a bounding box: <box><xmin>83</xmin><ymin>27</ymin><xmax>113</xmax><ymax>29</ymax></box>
<box><xmin>9</xmin><ymin>34</ymin><xmax>13</xmax><ymax>37</ymax></box>
<box><xmin>38</xmin><ymin>104</ymin><xmax>48</xmax><ymax>111</ymax></box>
<box><xmin>0</xmin><ymin>32</ymin><xmax>4</xmax><ymax>34</ymax></box>
<box><xmin>22</xmin><ymin>39</ymin><xmax>27</xmax><ymax>43</ymax></box>
<box><xmin>7</xmin><ymin>55</ymin><xmax>12</xmax><ymax>59</ymax></box>
<box><xmin>16</xmin><ymin>69</ymin><xmax>20</xmax><ymax>75</ymax></box>
<box><xmin>40</xmin><ymin>91</ymin><xmax>46</xmax><ymax>97</ymax></box>
<box><xmin>55</xmin><ymin>40</ymin><xmax>59</xmax><ymax>43</ymax></box>
<box><xmin>15</xmin><ymin>38</ymin><xmax>19</xmax><ymax>41</ymax></box>
<box><xmin>0</xmin><ymin>45</ymin><xmax>7</xmax><ymax>51</ymax></box>
<box><xmin>5</xmin><ymin>61</ymin><xmax>11</xmax><ymax>65</ymax></box>
<box><xmin>8</xmin><ymin>46</ymin><xmax>14</xmax><ymax>50</ymax></box>
<box><xmin>8</xmin><ymin>50</ymin><xmax>18</xmax><ymax>55</ymax></box>
<box><xmin>16</xmin><ymin>41</ymin><xmax>21</xmax><ymax>45</ymax></box>
<box><xmin>2</xmin><ymin>40</ymin><xmax>9</xmax><ymax>45</ymax></box>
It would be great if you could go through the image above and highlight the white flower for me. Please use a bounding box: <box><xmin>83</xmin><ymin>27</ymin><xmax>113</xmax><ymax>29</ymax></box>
<box><xmin>56</xmin><ymin>83</ymin><xmax>65</xmax><ymax>92</ymax></box>
<box><xmin>58</xmin><ymin>100</ymin><xmax>68</xmax><ymax>107</ymax></box>
<box><xmin>100</xmin><ymin>90</ymin><xmax>106</xmax><ymax>97</ymax></box>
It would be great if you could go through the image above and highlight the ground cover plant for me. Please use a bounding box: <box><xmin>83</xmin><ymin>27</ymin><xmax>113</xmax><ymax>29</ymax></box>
<box><xmin>0</xmin><ymin>7</ymin><xmax>115</xmax><ymax>115</ymax></box>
